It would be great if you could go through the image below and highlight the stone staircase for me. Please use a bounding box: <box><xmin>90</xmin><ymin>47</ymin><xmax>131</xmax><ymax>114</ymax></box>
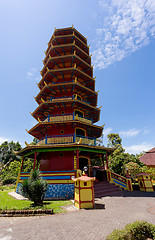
<box><xmin>94</xmin><ymin>181</ymin><xmax>123</xmax><ymax>198</ymax></box>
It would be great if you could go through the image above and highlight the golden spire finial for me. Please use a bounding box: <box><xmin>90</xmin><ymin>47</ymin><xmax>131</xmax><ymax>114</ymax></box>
<box><xmin>72</xmin><ymin>25</ymin><xmax>74</xmax><ymax>28</ymax></box>
<box><xmin>25</xmin><ymin>129</ymin><xmax>29</xmax><ymax>133</ymax></box>
<box><xmin>74</xmin><ymin>51</ymin><xmax>76</xmax><ymax>55</ymax></box>
<box><xmin>73</xmin><ymin>40</ymin><xmax>75</xmax><ymax>45</ymax></box>
<box><xmin>74</xmin><ymin>63</ymin><xmax>76</xmax><ymax>68</ymax></box>
<box><xmin>75</xmin><ymin>77</ymin><xmax>77</xmax><ymax>83</ymax></box>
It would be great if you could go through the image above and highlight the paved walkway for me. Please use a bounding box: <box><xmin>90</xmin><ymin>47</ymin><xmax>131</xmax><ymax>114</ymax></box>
<box><xmin>0</xmin><ymin>191</ymin><xmax>155</xmax><ymax>240</ymax></box>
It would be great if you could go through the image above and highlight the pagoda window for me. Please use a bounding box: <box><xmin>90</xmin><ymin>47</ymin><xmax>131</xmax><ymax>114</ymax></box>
<box><xmin>75</xmin><ymin>110</ymin><xmax>84</xmax><ymax>118</ymax></box>
<box><xmin>76</xmin><ymin>128</ymin><xmax>86</xmax><ymax>137</ymax></box>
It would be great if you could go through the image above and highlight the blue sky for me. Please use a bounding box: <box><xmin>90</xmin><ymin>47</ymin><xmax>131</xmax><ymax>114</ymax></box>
<box><xmin>0</xmin><ymin>0</ymin><xmax>155</xmax><ymax>154</ymax></box>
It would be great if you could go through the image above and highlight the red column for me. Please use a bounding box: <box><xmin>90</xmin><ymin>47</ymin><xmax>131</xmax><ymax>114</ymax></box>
<box><xmin>102</xmin><ymin>154</ymin><xmax>105</xmax><ymax>169</ymax></box>
<box><xmin>33</xmin><ymin>151</ymin><xmax>37</xmax><ymax>170</ymax></box>
<box><xmin>106</xmin><ymin>152</ymin><xmax>109</xmax><ymax>169</ymax></box>
<box><xmin>20</xmin><ymin>157</ymin><xmax>24</xmax><ymax>172</ymax></box>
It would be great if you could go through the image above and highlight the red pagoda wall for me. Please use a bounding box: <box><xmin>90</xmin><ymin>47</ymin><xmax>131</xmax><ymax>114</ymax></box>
<box><xmin>40</xmin><ymin>151</ymin><xmax>74</xmax><ymax>171</ymax></box>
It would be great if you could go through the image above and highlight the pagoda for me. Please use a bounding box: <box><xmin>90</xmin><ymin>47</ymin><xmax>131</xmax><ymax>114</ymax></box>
<box><xmin>16</xmin><ymin>26</ymin><xmax>113</xmax><ymax>199</ymax></box>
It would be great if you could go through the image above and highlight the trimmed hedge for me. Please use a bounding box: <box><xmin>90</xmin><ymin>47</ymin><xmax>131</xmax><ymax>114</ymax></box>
<box><xmin>106</xmin><ymin>221</ymin><xmax>155</xmax><ymax>240</ymax></box>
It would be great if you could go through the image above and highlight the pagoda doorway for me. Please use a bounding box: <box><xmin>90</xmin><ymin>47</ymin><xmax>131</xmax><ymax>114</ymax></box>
<box><xmin>79</xmin><ymin>157</ymin><xmax>89</xmax><ymax>173</ymax></box>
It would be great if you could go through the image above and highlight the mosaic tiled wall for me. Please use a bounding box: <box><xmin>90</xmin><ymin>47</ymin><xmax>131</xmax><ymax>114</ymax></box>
<box><xmin>16</xmin><ymin>183</ymin><xmax>74</xmax><ymax>199</ymax></box>
<box><xmin>44</xmin><ymin>184</ymin><xmax>74</xmax><ymax>199</ymax></box>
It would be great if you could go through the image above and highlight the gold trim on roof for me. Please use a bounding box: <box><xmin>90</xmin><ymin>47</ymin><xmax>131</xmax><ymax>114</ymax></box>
<box><xmin>41</xmin><ymin>53</ymin><xmax>91</xmax><ymax>74</ymax></box>
<box><xmin>45</xmin><ymin>42</ymin><xmax>90</xmax><ymax>63</ymax></box>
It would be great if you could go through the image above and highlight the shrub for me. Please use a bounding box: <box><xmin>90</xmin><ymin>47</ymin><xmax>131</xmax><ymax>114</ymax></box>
<box><xmin>21</xmin><ymin>169</ymin><xmax>48</xmax><ymax>206</ymax></box>
<box><xmin>2</xmin><ymin>175</ymin><xmax>17</xmax><ymax>185</ymax></box>
<box><xmin>106</xmin><ymin>221</ymin><xmax>155</xmax><ymax>240</ymax></box>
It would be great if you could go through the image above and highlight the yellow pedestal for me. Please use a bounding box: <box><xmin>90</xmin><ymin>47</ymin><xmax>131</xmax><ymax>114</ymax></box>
<box><xmin>137</xmin><ymin>173</ymin><xmax>154</xmax><ymax>192</ymax></box>
<box><xmin>72</xmin><ymin>175</ymin><xmax>95</xmax><ymax>209</ymax></box>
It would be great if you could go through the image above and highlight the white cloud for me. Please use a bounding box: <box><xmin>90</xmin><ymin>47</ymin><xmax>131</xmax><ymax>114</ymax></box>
<box><xmin>0</xmin><ymin>137</ymin><xmax>9</xmax><ymax>145</ymax></box>
<box><xmin>125</xmin><ymin>142</ymin><xmax>154</xmax><ymax>154</ymax></box>
<box><xmin>92</xmin><ymin>0</ymin><xmax>155</xmax><ymax>69</ymax></box>
<box><xmin>25</xmin><ymin>67</ymin><xmax>40</xmax><ymax>82</ymax></box>
<box><xmin>143</xmin><ymin>129</ymin><xmax>149</xmax><ymax>135</ymax></box>
<box><xmin>119</xmin><ymin>128</ymin><xmax>141</xmax><ymax>137</ymax></box>
<box><xmin>103</xmin><ymin>127</ymin><xmax>112</xmax><ymax>136</ymax></box>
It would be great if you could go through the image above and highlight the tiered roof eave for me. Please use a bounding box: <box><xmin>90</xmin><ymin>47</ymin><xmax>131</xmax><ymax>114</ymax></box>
<box><xmin>48</xmin><ymin>26</ymin><xmax>87</xmax><ymax>49</ymax></box>
<box><xmin>17</xmin><ymin>143</ymin><xmax>114</xmax><ymax>157</ymax></box>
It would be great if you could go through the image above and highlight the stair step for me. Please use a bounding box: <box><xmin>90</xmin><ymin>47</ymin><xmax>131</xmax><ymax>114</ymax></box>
<box><xmin>94</xmin><ymin>181</ymin><xmax>122</xmax><ymax>198</ymax></box>
<box><xmin>95</xmin><ymin>191</ymin><xmax>122</xmax><ymax>198</ymax></box>
<box><xmin>94</xmin><ymin>185</ymin><xmax>120</xmax><ymax>190</ymax></box>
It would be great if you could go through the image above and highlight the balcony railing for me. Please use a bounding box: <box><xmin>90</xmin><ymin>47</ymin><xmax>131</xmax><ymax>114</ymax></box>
<box><xmin>43</xmin><ymin>113</ymin><xmax>93</xmax><ymax>125</ymax></box>
<box><xmin>45</xmin><ymin>95</ymin><xmax>91</xmax><ymax>105</ymax></box>
<box><xmin>36</xmin><ymin>134</ymin><xmax>96</xmax><ymax>146</ymax></box>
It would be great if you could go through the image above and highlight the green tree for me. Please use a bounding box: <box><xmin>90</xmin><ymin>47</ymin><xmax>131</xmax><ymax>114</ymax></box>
<box><xmin>107</xmin><ymin>133</ymin><xmax>124</xmax><ymax>153</ymax></box>
<box><xmin>107</xmin><ymin>134</ymin><xmax>143</xmax><ymax>176</ymax></box>
<box><xmin>22</xmin><ymin>158</ymin><xmax>34</xmax><ymax>173</ymax></box>
<box><xmin>0</xmin><ymin>141</ymin><xmax>22</xmax><ymax>175</ymax></box>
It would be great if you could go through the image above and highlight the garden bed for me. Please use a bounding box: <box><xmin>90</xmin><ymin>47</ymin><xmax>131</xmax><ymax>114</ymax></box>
<box><xmin>0</xmin><ymin>185</ymin><xmax>72</xmax><ymax>215</ymax></box>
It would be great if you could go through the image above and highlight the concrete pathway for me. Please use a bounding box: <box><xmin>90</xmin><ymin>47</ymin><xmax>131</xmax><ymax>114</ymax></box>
<box><xmin>0</xmin><ymin>191</ymin><xmax>155</xmax><ymax>240</ymax></box>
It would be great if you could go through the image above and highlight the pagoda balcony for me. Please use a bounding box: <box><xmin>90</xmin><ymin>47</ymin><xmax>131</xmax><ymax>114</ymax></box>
<box><xmin>43</xmin><ymin>113</ymin><xmax>93</xmax><ymax>125</ymax></box>
<box><xmin>36</xmin><ymin>134</ymin><xmax>96</xmax><ymax>146</ymax></box>
<box><xmin>46</xmin><ymin>95</ymin><xmax>91</xmax><ymax>106</ymax></box>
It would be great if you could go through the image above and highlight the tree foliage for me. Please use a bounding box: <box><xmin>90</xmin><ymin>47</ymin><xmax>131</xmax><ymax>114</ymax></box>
<box><xmin>0</xmin><ymin>141</ymin><xmax>22</xmax><ymax>175</ymax></box>
<box><xmin>107</xmin><ymin>133</ymin><xmax>144</xmax><ymax>176</ymax></box>
<box><xmin>0</xmin><ymin>141</ymin><xmax>35</xmax><ymax>185</ymax></box>
<box><xmin>124</xmin><ymin>162</ymin><xmax>142</xmax><ymax>179</ymax></box>
<box><xmin>107</xmin><ymin>133</ymin><xmax>124</xmax><ymax>153</ymax></box>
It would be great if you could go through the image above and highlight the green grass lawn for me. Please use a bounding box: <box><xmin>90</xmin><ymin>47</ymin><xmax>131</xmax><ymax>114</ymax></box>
<box><xmin>0</xmin><ymin>185</ymin><xmax>72</xmax><ymax>213</ymax></box>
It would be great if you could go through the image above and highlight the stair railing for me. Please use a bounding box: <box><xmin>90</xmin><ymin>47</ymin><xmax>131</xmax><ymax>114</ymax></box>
<box><xmin>106</xmin><ymin>169</ymin><xmax>133</xmax><ymax>191</ymax></box>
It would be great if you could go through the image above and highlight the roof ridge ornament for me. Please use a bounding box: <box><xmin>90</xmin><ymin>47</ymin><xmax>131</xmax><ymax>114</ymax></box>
<box><xmin>25</xmin><ymin>141</ymin><xmax>29</xmax><ymax>147</ymax></box>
